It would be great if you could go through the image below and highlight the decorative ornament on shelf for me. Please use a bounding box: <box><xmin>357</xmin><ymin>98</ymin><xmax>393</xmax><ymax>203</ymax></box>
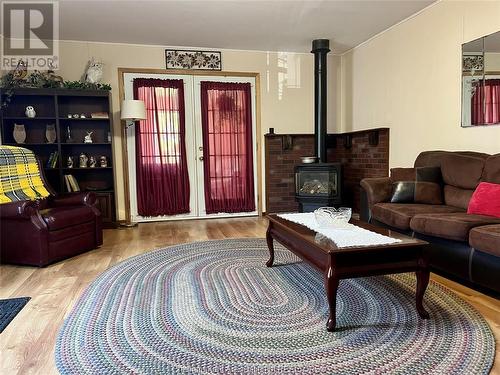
<box><xmin>165</xmin><ymin>49</ymin><xmax>222</xmax><ymax>70</ymax></box>
<box><xmin>79</xmin><ymin>153</ymin><xmax>88</xmax><ymax>168</ymax></box>
<box><xmin>89</xmin><ymin>156</ymin><xmax>97</xmax><ymax>168</ymax></box>
<box><xmin>84</xmin><ymin>57</ymin><xmax>104</xmax><ymax>84</ymax></box>
<box><xmin>99</xmin><ymin>155</ymin><xmax>108</xmax><ymax>168</ymax></box>
<box><xmin>62</xmin><ymin>80</ymin><xmax>111</xmax><ymax>91</ymax></box>
<box><xmin>67</xmin><ymin>156</ymin><xmax>74</xmax><ymax>168</ymax></box>
<box><xmin>25</xmin><ymin>106</ymin><xmax>36</xmax><ymax>118</ymax></box>
<box><xmin>13</xmin><ymin>123</ymin><xmax>26</xmax><ymax>143</ymax></box>
<box><xmin>45</xmin><ymin>124</ymin><xmax>56</xmax><ymax>143</ymax></box>
<box><xmin>66</xmin><ymin>126</ymin><xmax>74</xmax><ymax>143</ymax></box>
<box><xmin>12</xmin><ymin>60</ymin><xmax>28</xmax><ymax>80</ymax></box>
<box><xmin>84</xmin><ymin>131</ymin><xmax>93</xmax><ymax>143</ymax></box>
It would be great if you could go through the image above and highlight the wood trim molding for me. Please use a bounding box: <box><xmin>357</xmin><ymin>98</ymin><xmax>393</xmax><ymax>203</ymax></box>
<box><xmin>117</xmin><ymin>67</ymin><xmax>263</xmax><ymax>221</ymax></box>
<box><xmin>118</xmin><ymin>67</ymin><xmax>260</xmax><ymax>78</ymax></box>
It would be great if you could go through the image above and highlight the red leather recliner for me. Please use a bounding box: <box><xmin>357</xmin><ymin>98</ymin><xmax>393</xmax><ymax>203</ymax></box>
<box><xmin>0</xmin><ymin>155</ymin><xmax>102</xmax><ymax>267</ymax></box>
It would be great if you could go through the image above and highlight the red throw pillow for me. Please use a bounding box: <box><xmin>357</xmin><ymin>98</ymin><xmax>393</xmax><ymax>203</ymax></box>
<box><xmin>467</xmin><ymin>182</ymin><xmax>500</xmax><ymax>218</ymax></box>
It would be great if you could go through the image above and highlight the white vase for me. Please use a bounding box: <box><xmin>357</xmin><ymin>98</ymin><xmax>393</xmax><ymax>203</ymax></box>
<box><xmin>13</xmin><ymin>123</ymin><xmax>26</xmax><ymax>144</ymax></box>
<box><xmin>45</xmin><ymin>124</ymin><xmax>57</xmax><ymax>143</ymax></box>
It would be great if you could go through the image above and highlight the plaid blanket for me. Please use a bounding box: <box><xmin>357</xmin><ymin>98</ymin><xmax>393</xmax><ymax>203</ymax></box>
<box><xmin>0</xmin><ymin>146</ymin><xmax>50</xmax><ymax>203</ymax></box>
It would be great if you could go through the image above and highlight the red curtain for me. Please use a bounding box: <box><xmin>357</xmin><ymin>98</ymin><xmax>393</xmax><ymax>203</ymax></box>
<box><xmin>134</xmin><ymin>78</ymin><xmax>190</xmax><ymax>216</ymax></box>
<box><xmin>200</xmin><ymin>82</ymin><xmax>255</xmax><ymax>214</ymax></box>
<box><xmin>471</xmin><ymin>79</ymin><xmax>500</xmax><ymax>125</ymax></box>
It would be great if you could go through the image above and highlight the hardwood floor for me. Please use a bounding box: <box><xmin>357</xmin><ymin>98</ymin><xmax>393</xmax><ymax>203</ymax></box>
<box><xmin>1</xmin><ymin>217</ymin><xmax>498</xmax><ymax>374</ymax></box>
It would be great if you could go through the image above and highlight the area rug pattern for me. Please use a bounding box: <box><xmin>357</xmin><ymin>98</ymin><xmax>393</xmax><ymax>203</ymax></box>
<box><xmin>0</xmin><ymin>297</ymin><xmax>30</xmax><ymax>333</ymax></box>
<box><xmin>55</xmin><ymin>239</ymin><xmax>494</xmax><ymax>374</ymax></box>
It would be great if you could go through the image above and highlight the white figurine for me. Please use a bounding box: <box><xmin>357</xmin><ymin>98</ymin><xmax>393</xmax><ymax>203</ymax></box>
<box><xmin>85</xmin><ymin>57</ymin><xmax>103</xmax><ymax>84</ymax></box>
<box><xmin>89</xmin><ymin>156</ymin><xmax>96</xmax><ymax>168</ymax></box>
<box><xmin>84</xmin><ymin>131</ymin><xmax>93</xmax><ymax>144</ymax></box>
<box><xmin>25</xmin><ymin>106</ymin><xmax>36</xmax><ymax>118</ymax></box>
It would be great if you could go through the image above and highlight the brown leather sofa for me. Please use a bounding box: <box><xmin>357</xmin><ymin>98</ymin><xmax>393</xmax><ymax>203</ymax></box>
<box><xmin>0</xmin><ymin>164</ymin><xmax>103</xmax><ymax>267</ymax></box>
<box><xmin>360</xmin><ymin>151</ymin><xmax>500</xmax><ymax>294</ymax></box>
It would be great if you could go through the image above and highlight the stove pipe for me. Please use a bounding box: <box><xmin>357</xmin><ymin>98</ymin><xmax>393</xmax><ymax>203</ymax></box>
<box><xmin>311</xmin><ymin>39</ymin><xmax>330</xmax><ymax>163</ymax></box>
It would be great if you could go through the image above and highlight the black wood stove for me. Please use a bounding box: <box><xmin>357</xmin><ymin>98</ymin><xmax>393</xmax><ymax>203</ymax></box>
<box><xmin>295</xmin><ymin>39</ymin><xmax>342</xmax><ymax>212</ymax></box>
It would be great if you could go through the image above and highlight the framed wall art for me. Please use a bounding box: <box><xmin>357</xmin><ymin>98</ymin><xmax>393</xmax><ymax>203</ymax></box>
<box><xmin>165</xmin><ymin>50</ymin><xmax>222</xmax><ymax>70</ymax></box>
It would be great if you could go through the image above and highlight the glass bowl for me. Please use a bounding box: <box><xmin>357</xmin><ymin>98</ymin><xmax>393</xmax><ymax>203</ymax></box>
<box><xmin>314</xmin><ymin>207</ymin><xmax>352</xmax><ymax>228</ymax></box>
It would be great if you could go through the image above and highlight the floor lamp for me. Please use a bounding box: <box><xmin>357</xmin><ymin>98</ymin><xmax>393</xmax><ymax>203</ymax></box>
<box><xmin>120</xmin><ymin>99</ymin><xmax>146</xmax><ymax>227</ymax></box>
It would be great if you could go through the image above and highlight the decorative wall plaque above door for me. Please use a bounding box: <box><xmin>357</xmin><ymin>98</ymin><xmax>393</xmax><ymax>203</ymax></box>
<box><xmin>165</xmin><ymin>50</ymin><xmax>222</xmax><ymax>70</ymax></box>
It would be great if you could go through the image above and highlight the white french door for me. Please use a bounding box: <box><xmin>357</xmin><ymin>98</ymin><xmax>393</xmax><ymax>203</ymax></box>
<box><xmin>124</xmin><ymin>73</ymin><xmax>257</xmax><ymax>222</ymax></box>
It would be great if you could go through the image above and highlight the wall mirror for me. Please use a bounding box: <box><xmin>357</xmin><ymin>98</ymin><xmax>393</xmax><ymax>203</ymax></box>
<box><xmin>461</xmin><ymin>30</ymin><xmax>500</xmax><ymax>127</ymax></box>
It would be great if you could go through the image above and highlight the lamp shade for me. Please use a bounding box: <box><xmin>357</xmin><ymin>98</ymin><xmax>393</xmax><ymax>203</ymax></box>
<box><xmin>120</xmin><ymin>100</ymin><xmax>146</xmax><ymax>121</ymax></box>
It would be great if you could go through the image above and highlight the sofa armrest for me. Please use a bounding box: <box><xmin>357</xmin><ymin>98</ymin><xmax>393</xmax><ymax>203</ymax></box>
<box><xmin>0</xmin><ymin>200</ymin><xmax>39</xmax><ymax>220</ymax></box>
<box><xmin>360</xmin><ymin>177</ymin><xmax>392</xmax><ymax>206</ymax></box>
<box><xmin>50</xmin><ymin>192</ymin><xmax>96</xmax><ymax>207</ymax></box>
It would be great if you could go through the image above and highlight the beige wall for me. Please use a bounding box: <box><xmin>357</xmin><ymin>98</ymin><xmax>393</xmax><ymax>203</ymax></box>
<box><xmin>53</xmin><ymin>40</ymin><xmax>340</xmax><ymax>219</ymax></box>
<box><xmin>340</xmin><ymin>0</ymin><xmax>500</xmax><ymax>168</ymax></box>
<box><xmin>485</xmin><ymin>52</ymin><xmax>500</xmax><ymax>71</ymax></box>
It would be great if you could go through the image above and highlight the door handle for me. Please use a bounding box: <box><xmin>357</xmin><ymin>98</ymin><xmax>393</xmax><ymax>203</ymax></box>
<box><xmin>199</xmin><ymin>156</ymin><xmax>204</xmax><ymax>161</ymax></box>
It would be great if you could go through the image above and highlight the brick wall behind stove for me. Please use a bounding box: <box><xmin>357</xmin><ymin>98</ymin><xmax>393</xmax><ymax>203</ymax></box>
<box><xmin>265</xmin><ymin>135</ymin><xmax>315</xmax><ymax>213</ymax></box>
<box><xmin>265</xmin><ymin>128</ymin><xmax>389</xmax><ymax>214</ymax></box>
<box><xmin>327</xmin><ymin>128</ymin><xmax>389</xmax><ymax>213</ymax></box>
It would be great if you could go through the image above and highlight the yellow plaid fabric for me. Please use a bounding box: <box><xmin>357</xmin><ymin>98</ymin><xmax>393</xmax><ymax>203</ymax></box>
<box><xmin>0</xmin><ymin>146</ymin><xmax>50</xmax><ymax>203</ymax></box>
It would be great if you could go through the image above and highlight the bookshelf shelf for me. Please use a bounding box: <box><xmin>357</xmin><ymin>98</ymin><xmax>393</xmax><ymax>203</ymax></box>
<box><xmin>62</xmin><ymin>167</ymin><xmax>113</xmax><ymax>170</ymax></box>
<box><xmin>1</xmin><ymin>88</ymin><xmax>116</xmax><ymax>227</ymax></box>
<box><xmin>59</xmin><ymin>118</ymin><xmax>110</xmax><ymax>121</ymax></box>
<box><xmin>3</xmin><ymin>117</ymin><xmax>57</xmax><ymax>120</ymax></box>
<box><xmin>61</xmin><ymin>143</ymin><xmax>111</xmax><ymax>146</ymax></box>
<box><xmin>4</xmin><ymin>142</ymin><xmax>58</xmax><ymax>146</ymax></box>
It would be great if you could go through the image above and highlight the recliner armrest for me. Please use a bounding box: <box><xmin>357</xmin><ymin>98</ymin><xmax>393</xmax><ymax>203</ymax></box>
<box><xmin>0</xmin><ymin>200</ymin><xmax>39</xmax><ymax>219</ymax></box>
<box><xmin>50</xmin><ymin>192</ymin><xmax>96</xmax><ymax>207</ymax></box>
<box><xmin>360</xmin><ymin>177</ymin><xmax>392</xmax><ymax>207</ymax></box>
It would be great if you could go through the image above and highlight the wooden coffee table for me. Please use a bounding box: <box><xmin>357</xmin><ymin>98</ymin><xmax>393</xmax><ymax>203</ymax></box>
<box><xmin>265</xmin><ymin>214</ymin><xmax>430</xmax><ymax>331</ymax></box>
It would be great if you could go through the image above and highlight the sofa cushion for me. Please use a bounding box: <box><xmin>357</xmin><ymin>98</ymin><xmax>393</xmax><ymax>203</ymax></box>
<box><xmin>469</xmin><ymin>225</ymin><xmax>500</xmax><ymax>257</ymax></box>
<box><xmin>372</xmin><ymin>203</ymin><xmax>463</xmax><ymax>230</ymax></box>
<box><xmin>390</xmin><ymin>168</ymin><xmax>416</xmax><ymax>182</ymax></box>
<box><xmin>443</xmin><ymin>185</ymin><xmax>474</xmax><ymax>210</ymax></box>
<box><xmin>391</xmin><ymin>181</ymin><xmax>443</xmax><ymax>204</ymax></box>
<box><xmin>414</xmin><ymin>151</ymin><xmax>448</xmax><ymax>168</ymax></box>
<box><xmin>410</xmin><ymin>213</ymin><xmax>500</xmax><ymax>242</ymax></box>
<box><xmin>390</xmin><ymin>167</ymin><xmax>443</xmax><ymax>204</ymax></box>
<box><xmin>481</xmin><ymin>154</ymin><xmax>500</xmax><ymax>184</ymax></box>
<box><xmin>467</xmin><ymin>182</ymin><xmax>500</xmax><ymax>218</ymax></box>
<box><xmin>414</xmin><ymin>150</ymin><xmax>489</xmax><ymax>169</ymax></box>
<box><xmin>390</xmin><ymin>182</ymin><xmax>415</xmax><ymax>203</ymax></box>
<box><xmin>40</xmin><ymin>206</ymin><xmax>95</xmax><ymax>231</ymax></box>
<box><xmin>440</xmin><ymin>154</ymin><xmax>485</xmax><ymax>190</ymax></box>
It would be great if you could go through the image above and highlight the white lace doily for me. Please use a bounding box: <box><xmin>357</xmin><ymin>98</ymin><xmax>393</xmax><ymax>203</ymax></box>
<box><xmin>277</xmin><ymin>212</ymin><xmax>402</xmax><ymax>248</ymax></box>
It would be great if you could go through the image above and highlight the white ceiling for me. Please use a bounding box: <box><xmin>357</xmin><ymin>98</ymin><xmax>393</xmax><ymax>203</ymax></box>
<box><xmin>58</xmin><ymin>0</ymin><xmax>435</xmax><ymax>54</ymax></box>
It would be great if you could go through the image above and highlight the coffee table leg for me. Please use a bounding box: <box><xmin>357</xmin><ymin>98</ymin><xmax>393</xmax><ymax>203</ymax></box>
<box><xmin>325</xmin><ymin>263</ymin><xmax>340</xmax><ymax>331</ymax></box>
<box><xmin>416</xmin><ymin>249</ymin><xmax>430</xmax><ymax>319</ymax></box>
<box><xmin>266</xmin><ymin>223</ymin><xmax>274</xmax><ymax>267</ymax></box>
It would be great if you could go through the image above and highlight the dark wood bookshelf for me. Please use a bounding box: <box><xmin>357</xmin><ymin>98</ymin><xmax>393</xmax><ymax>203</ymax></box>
<box><xmin>0</xmin><ymin>88</ymin><xmax>117</xmax><ymax>227</ymax></box>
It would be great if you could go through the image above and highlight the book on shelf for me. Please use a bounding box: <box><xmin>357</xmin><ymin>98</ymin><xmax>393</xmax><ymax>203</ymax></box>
<box><xmin>64</xmin><ymin>174</ymin><xmax>80</xmax><ymax>192</ymax></box>
<box><xmin>64</xmin><ymin>175</ymin><xmax>71</xmax><ymax>192</ymax></box>
<box><xmin>46</xmin><ymin>151</ymin><xmax>59</xmax><ymax>168</ymax></box>
<box><xmin>90</xmin><ymin>112</ymin><xmax>109</xmax><ymax>119</ymax></box>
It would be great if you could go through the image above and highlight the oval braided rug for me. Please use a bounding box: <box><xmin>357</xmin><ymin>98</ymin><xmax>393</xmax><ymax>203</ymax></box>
<box><xmin>55</xmin><ymin>239</ymin><xmax>494</xmax><ymax>374</ymax></box>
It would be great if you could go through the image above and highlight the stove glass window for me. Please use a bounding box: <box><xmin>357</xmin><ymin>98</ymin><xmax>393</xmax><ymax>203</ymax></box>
<box><xmin>295</xmin><ymin>170</ymin><xmax>337</xmax><ymax>196</ymax></box>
